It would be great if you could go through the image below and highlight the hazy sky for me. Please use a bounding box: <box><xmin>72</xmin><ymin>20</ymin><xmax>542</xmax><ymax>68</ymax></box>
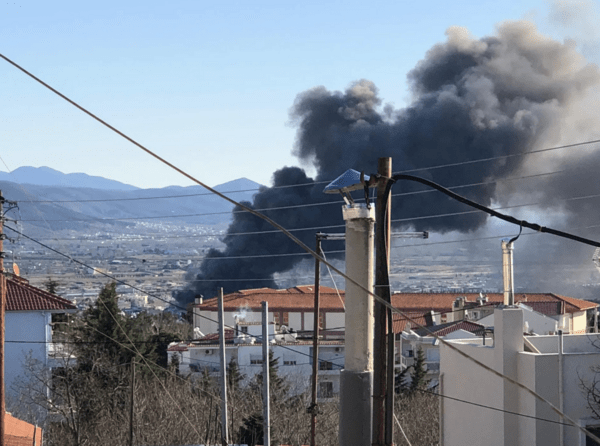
<box><xmin>0</xmin><ymin>0</ymin><xmax>594</xmax><ymax>189</ymax></box>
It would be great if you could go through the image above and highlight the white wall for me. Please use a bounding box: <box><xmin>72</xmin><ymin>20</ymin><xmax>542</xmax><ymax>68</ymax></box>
<box><xmin>172</xmin><ymin>342</ymin><xmax>343</xmax><ymax>399</ymax></box>
<box><xmin>6</xmin><ymin>311</ymin><xmax>50</xmax><ymax>398</ymax></box>
<box><xmin>441</xmin><ymin>309</ymin><xmax>600</xmax><ymax>446</ymax></box>
<box><xmin>478</xmin><ymin>303</ymin><xmax>558</xmax><ymax>335</ymax></box>
<box><xmin>326</xmin><ymin>312</ymin><xmax>344</xmax><ymax>331</ymax></box>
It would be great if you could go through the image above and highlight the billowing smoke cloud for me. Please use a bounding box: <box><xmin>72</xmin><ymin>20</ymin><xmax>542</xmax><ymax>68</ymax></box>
<box><xmin>176</xmin><ymin>21</ymin><xmax>600</xmax><ymax>305</ymax></box>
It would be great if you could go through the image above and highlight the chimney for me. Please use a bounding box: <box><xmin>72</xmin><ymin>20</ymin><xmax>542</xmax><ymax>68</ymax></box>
<box><xmin>193</xmin><ymin>294</ymin><xmax>203</xmax><ymax>338</ymax></box>
<box><xmin>501</xmin><ymin>239</ymin><xmax>515</xmax><ymax>306</ymax></box>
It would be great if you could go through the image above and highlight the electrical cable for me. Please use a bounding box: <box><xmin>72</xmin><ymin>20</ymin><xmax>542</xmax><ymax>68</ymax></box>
<box><xmin>383</xmin><ymin>173</ymin><xmax>600</xmax><ymax>248</ymax></box>
<box><xmin>393</xmin><ymin>412</ymin><xmax>413</xmax><ymax>446</ymax></box>
<box><xmin>416</xmin><ymin>388</ymin><xmax>576</xmax><ymax>426</ymax></box>
<box><xmin>4</xmin><ymin>52</ymin><xmax>599</xmax><ymax>443</ymax></box>
<box><xmin>5</xmin><ymin>227</ymin><xmax>597</xmax><ymax>438</ymax></box>
<box><xmin>395</xmin><ymin>138</ymin><xmax>600</xmax><ymax>175</ymax></box>
<box><xmin>15</xmin><ymin>168</ymin><xmax>565</xmax><ymax>206</ymax></box>
<box><xmin>4</xmin><ymin>225</ymin><xmax>346</xmax><ymax>368</ymax></box>
<box><xmin>320</xmin><ymin>249</ymin><xmax>345</xmax><ymax>311</ymax></box>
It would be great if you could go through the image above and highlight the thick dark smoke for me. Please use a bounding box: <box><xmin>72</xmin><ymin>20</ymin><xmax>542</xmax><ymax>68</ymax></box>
<box><xmin>176</xmin><ymin>22</ymin><xmax>600</xmax><ymax>304</ymax></box>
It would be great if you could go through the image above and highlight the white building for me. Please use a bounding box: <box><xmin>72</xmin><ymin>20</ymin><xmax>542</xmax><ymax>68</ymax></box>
<box><xmin>6</xmin><ymin>275</ymin><xmax>77</xmax><ymax>401</ymax></box>
<box><xmin>478</xmin><ymin>302</ymin><xmax>564</xmax><ymax>335</ymax></box>
<box><xmin>190</xmin><ymin>286</ymin><xmax>345</xmax><ymax>340</ymax></box>
<box><xmin>440</xmin><ymin>307</ymin><xmax>600</xmax><ymax>446</ymax></box>
<box><xmin>398</xmin><ymin>320</ymin><xmax>486</xmax><ymax>386</ymax></box>
<box><xmin>393</xmin><ymin>292</ymin><xmax>597</xmax><ymax>333</ymax></box>
<box><xmin>169</xmin><ymin>321</ymin><xmax>344</xmax><ymax>399</ymax></box>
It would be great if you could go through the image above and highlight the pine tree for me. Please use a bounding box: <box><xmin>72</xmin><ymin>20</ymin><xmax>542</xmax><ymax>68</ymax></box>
<box><xmin>255</xmin><ymin>350</ymin><xmax>288</xmax><ymax>400</ymax></box>
<box><xmin>395</xmin><ymin>365</ymin><xmax>411</xmax><ymax>394</ymax></box>
<box><xmin>239</xmin><ymin>413</ymin><xmax>263</xmax><ymax>446</ymax></box>
<box><xmin>409</xmin><ymin>346</ymin><xmax>429</xmax><ymax>395</ymax></box>
<box><xmin>227</xmin><ymin>358</ymin><xmax>244</xmax><ymax>392</ymax></box>
<box><xmin>43</xmin><ymin>277</ymin><xmax>60</xmax><ymax>294</ymax></box>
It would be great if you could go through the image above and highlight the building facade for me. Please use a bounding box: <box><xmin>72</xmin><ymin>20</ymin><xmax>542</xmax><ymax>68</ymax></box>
<box><xmin>440</xmin><ymin>307</ymin><xmax>600</xmax><ymax>446</ymax></box>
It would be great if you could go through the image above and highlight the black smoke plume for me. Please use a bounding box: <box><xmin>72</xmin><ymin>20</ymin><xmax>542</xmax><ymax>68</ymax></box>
<box><xmin>176</xmin><ymin>22</ymin><xmax>600</xmax><ymax>305</ymax></box>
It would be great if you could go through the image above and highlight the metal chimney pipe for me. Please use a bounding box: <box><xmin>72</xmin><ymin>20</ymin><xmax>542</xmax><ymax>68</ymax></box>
<box><xmin>501</xmin><ymin>238</ymin><xmax>515</xmax><ymax>306</ymax></box>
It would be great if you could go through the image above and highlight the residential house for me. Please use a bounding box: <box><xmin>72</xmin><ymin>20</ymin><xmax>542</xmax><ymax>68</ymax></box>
<box><xmin>392</xmin><ymin>292</ymin><xmax>597</xmax><ymax>333</ymax></box>
<box><xmin>169</xmin><ymin>320</ymin><xmax>344</xmax><ymax>399</ymax></box>
<box><xmin>440</xmin><ymin>307</ymin><xmax>600</xmax><ymax>446</ymax></box>
<box><xmin>191</xmin><ymin>288</ymin><xmax>597</xmax><ymax>342</ymax></box>
<box><xmin>6</xmin><ymin>274</ymin><xmax>77</xmax><ymax>401</ymax></box>
<box><xmin>397</xmin><ymin>319</ymin><xmax>486</xmax><ymax>387</ymax></box>
<box><xmin>190</xmin><ymin>286</ymin><xmax>346</xmax><ymax>340</ymax></box>
<box><xmin>478</xmin><ymin>302</ymin><xmax>567</xmax><ymax>335</ymax></box>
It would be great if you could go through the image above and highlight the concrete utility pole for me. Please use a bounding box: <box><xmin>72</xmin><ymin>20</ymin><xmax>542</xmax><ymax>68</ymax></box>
<box><xmin>217</xmin><ymin>288</ymin><xmax>229</xmax><ymax>446</ymax></box>
<box><xmin>373</xmin><ymin>157</ymin><xmax>392</xmax><ymax>446</ymax></box>
<box><xmin>262</xmin><ymin>301</ymin><xmax>270</xmax><ymax>446</ymax></box>
<box><xmin>0</xmin><ymin>191</ymin><xmax>5</xmax><ymax>446</ymax></box>
<box><xmin>339</xmin><ymin>203</ymin><xmax>375</xmax><ymax>446</ymax></box>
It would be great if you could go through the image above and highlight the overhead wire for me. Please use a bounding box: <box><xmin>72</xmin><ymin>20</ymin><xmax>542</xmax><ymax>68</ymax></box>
<box><xmin>10</xmin><ymin>135</ymin><xmax>600</xmax><ymax>206</ymax></box>
<box><xmin>4</xmin><ymin>225</ymin><xmax>347</xmax><ymax>369</ymax></box>
<box><xmin>4</xmin><ymin>52</ymin><xmax>600</xmax><ymax>443</ymax></box>
<box><xmin>416</xmin><ymin>388</ymin><xmax>577</xmax><ymax>427</ymax></box>
<box><xmin>14</xmin><ymin>168</ymin><xmax>564</xmax><ymax>207</ymax></box>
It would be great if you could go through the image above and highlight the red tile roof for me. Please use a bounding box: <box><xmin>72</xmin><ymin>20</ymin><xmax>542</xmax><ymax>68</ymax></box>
<box><xmin>391</xmin><ymin>292</ymin><xmax>596</xmax><ymax>315</ymax></box>
<box><xmin>5</xmin><ymin>412</ymin><xmax>43</xmax><ymax>445</ymax></box>
<box><xmin>415</xmin><ymin>320</ymin><xmax>486</xmax><ymax>337</ymax></box>
<box><xmin>392</xmin><ymin>312</ymin><xmax>433</xmax><ymax>334</ymax></box>
<box><xmin>196</xmin><ymin>329</ymin><xmax>235</xmax><ymax>343</ymax></box>
<box><xmin>6</xmin><ymin>275</ymin><xmax>77</xmax><ymax>312</ymax></box>
<box><xmin>196</xmin><ymin>287</ymin><xmax>596</xmax><ymax>317</ymax></box>
<box><xmin>197</xmin><ymin>286</ymin><xmax>346</xmax><ymax>311</ymax></box>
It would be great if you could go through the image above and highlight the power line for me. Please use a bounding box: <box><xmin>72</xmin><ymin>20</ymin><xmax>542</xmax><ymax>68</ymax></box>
<box><xmin>388</xmin><ymin>173</ymin><xmax>600</xmax><ymax>248</ymax></box>
<box><xmin>4</xmin><ymin>52</ymin><xmax>599</xmax><ymax>443</ymax></box>
<box><xmin>3</xmin><ymin>226</ymin><xmax>347</xmax><ymax>368</ymax></box>
<box><xmin>416</xmin><ymin>388</ymin><xmax>575</xmax><ymax>427</ymax></box>
<box><xmin>14</xmin><ymin>169</ymin><xmax>565</xmax><ymax>207</ymax></box>
<box><xmin>395</xmin><ymin>139</ymin><xmax>600</xmax><ymax>175</ymax></box>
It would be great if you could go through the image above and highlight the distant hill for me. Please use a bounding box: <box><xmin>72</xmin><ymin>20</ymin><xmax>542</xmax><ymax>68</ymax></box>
<box><xmin>0</xmin><ymin>171</ymin><xmax>263</xmax><ymax>233</ymax></box>
<box><xmin>0</xmin><ymin>166</ymin><xmax>139</xmax><ymax>191</ymax></box>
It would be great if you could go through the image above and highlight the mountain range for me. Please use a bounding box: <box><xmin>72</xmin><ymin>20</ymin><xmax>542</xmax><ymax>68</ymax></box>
<box><xmin>0</xmin><ymin>167</ymin><xmax>262</xmax><ymax>232</ymax></box>
<box><xmin>0</xmin><ymin>166</ymin><xmax>140</xmax><ymax>191</ymax></box>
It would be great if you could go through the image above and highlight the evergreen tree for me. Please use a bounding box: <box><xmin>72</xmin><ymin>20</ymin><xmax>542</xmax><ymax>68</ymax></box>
<box><xmin>409</xmin><ymin>346</ymin><xmax>429</xmax><ymax>395</ymax></box>
<box><xmin>255</xmin><ymin>350</ymin><xmax>288</xmax><ymax>400</ymax></box>
<box><xmin>227</xmin><ymin>358</ymin><xmax>244</xmax><ymax>392</ymax></box>
<box><xmin>239</xmin><ymin>413</ymin><xmax>263</xmax><ymax>446</ymax></box>
<box><xmin>43</xmin><ymin>277</ymin><xmax>60</xmax><ymax>294</ymax></box>
<box><xmin>395</xmin><ymin>366</ymin><xmax>411</xmax><ymax>394</ymax></box>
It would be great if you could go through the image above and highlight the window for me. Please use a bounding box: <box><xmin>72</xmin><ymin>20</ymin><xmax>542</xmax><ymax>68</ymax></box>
<box><xmin>283</xmin><ymin>355</ymin><xmax>296</xmax><ymax>366</ymax></box>
<box><xmin>319</xmin><ymin>312</ymin><xmax>324</xmax><ymax>329</ymax></box>
<box><xmin>587</xmin><ymin>426</ymin><xmax>600</xmax><ymax>446</ymax></box>
<box><xmin>250</xmin><ymin>355</ymin><xmax>263</xmax><ymax>365</ymax></box>
<box><xmin>319</xmin><ymin>361</ymin><xmax>333</xmax><ymax>371</ymax></box>
<box><xmin>441</xmin><ymin>313</ymin><xmax>447</xmax><ymax>323</ymax></box>
<box><xmin>318</xmin><ymin>382</ymin><xmax>334</xmax><ymax>398</ymax></box>
<box><xmin>282</xmin><ymin>312</ymin><xmax>289</xmax><ymax>326</ymax></box>
<box><xmin>240</xmin><ymin>326</ymin><xmax>248</xmax><ymax>334</ymax></box>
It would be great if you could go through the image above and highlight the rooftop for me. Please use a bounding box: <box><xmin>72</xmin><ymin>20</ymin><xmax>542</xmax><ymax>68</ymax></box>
<box><xmin>391</xmin><ymin>292</ymin><xmax>596</xmax><ymax>315</ymax></box>
<box><xmin>7</xmin><ymin>275</ymin><xmax>77</xmax><ymax>312</ymax></box>
<box><xmin>196</xmin><ymin>285</ymin><xmax>346</xmax><ymax>311</ymax></box>
<box><xmin>195</xmin><ymin>287</ymin><xmax>596</xmax><ymax>317</ymax></box>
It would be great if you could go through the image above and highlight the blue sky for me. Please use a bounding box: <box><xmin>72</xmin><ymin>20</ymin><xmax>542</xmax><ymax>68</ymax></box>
<box><xmin>0</xmin><ymin>0</ymin><xmax>592</xmax><ymax>188</ymax></box>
